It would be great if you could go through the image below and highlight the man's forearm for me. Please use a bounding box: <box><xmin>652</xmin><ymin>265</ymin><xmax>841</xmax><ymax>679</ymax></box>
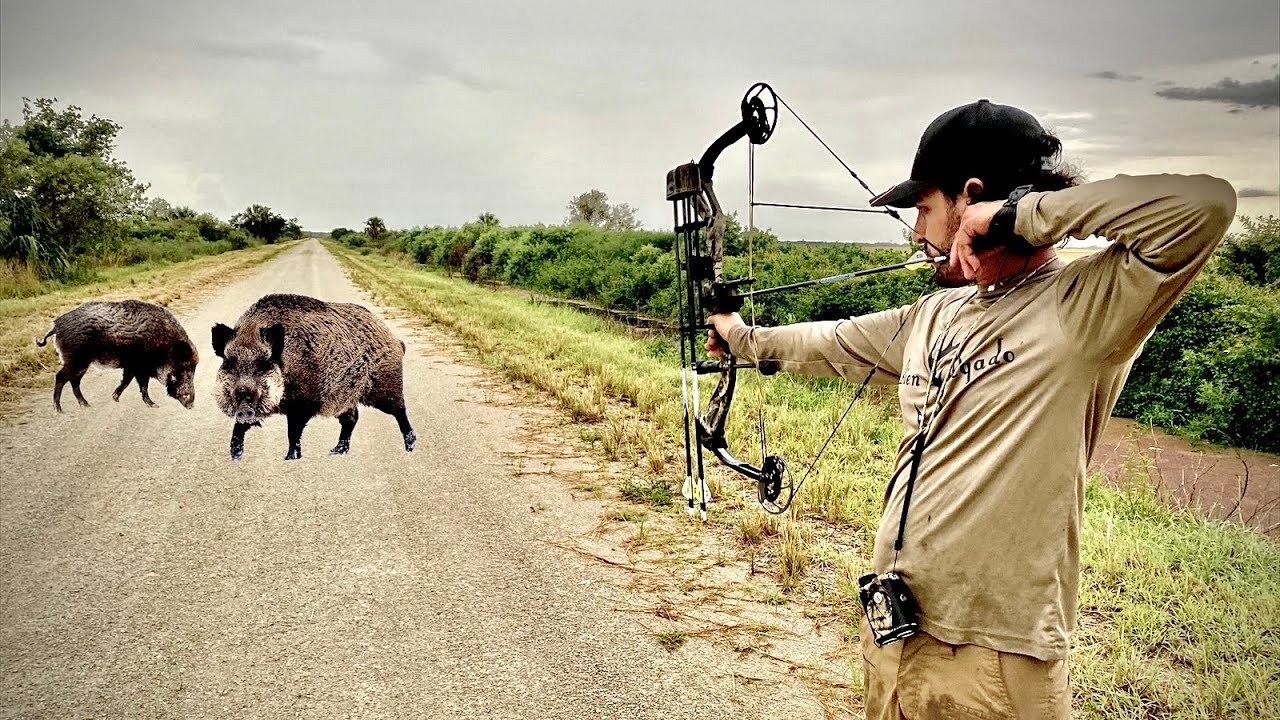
<box><xmin>720</xmin><ymin>304</ymin><xmax>912</xmax><ymax>381</ymax></box>
<box><xmin>1014</xmin><ymin>174</ymin><xmax>1236</xmax><ymax>272</ymax></box>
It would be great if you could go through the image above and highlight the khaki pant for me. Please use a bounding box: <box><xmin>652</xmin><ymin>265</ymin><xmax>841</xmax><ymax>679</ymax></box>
<box><xmin>860</xmin><ymin>621</ymin><xmax>1070</xmax><ymax>719</ymax></box>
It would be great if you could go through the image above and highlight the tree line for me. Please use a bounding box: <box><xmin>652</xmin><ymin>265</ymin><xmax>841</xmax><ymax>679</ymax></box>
<box><xmin>336</xmin><ymin>210</ymin><xmax>1279</xmax><ymax>454</ymax></box>
<box><xmin>0</xmin><ymin>98</ymin><xmax>302</xmax><ymax>297</ymax></box>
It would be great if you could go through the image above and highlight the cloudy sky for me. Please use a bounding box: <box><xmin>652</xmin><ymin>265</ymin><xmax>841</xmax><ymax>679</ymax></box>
<box><xmin>2</xmin><ymin>0</ymin><xmax>1277</xmax><ymax>244</ymax></box>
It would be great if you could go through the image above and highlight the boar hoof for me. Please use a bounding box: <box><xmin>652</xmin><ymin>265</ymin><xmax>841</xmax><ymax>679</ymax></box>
<box><xmin>404</xmin><ymin>430</ymin><xmax>417</xmax><ymax>452</ymax></box>
<box><xmin>330</xmin><ymin>441</ymin><xmax>350</xmax><ymax>455</ymax></box>
<box><xmin>285</xmin><ymin>446</ymin><xmax>302</xmax><ymax>461</ymax></box>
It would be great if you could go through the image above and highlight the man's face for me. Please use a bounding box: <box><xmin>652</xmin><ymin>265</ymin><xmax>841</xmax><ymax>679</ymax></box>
<box><xmin>912</xmin><ymin>188</ymin><xmax>969</xmax><ymax>288</ymax></box>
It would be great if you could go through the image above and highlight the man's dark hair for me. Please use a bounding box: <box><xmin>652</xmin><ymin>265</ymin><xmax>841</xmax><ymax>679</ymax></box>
<box><xmin>871</xmin><ymin>100</ymin><xmax>1088</xmax><ymax>210</ymax></box>
<box><xmin>938</xmin><ymin>131</ymin><xmax>1084</xmax><ymax>202</ymax></box>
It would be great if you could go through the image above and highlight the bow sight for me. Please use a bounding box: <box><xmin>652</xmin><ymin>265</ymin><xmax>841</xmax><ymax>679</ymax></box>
<box><xmin>667</xmin><ymin>82</ymin><xmax>946</xmax><ymax>519</ymax></box>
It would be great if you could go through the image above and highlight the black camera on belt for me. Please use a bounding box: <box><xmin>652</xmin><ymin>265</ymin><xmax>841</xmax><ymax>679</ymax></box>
<box><xmin>858</xmin><ymin>572</ymin><xmax>921</xmax><ymax>646</ymax></box>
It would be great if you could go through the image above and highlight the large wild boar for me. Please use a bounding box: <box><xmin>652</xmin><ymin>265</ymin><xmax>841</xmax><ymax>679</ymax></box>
<box><xmin>35</xmin><ymin>300</ymin><xmax>199</xmax><ymax>412</ymax></box>
<box><xmin>211</xmin><ymin>293</ymin><xmax>416</xmax><ymax>461</ymax></box>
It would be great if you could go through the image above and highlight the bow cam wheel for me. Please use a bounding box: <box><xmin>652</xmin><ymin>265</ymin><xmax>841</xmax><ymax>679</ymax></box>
<box><xmin>742</xmin><ymin>83</ymin><xmax>778</xmax><ymax>145</ymax></box>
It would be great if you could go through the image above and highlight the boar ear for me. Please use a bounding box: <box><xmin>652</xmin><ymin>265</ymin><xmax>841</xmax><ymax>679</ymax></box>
<box><xmin>212</xmin><ymin>324</ymin><xmax>235</xmax><ymax>358</ymax></box>
<box><xmin>260</xmin><ymin>324</ymin><xmax>285</xmax><ymax>364</ymax></box>
<box><xmin>172</xmin><ymin>341</ymin><xmax>194</xmax><ymax>364</ymax></box>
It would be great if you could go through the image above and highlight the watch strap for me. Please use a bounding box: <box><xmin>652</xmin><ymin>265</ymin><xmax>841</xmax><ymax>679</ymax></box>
<box><xmin>976</xmin><ymin>184</ymin><xmax>1035</xmax><ymax>253</ymax></box>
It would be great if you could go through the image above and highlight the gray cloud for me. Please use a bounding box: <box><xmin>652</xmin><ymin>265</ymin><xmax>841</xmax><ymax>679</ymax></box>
<box><xmin>2</xmin><ymin>0</ymin><xmax>1277</xmax><ymax>241</ymax></box>
<box><xmin>200</xmin><ymin>38</ymin><xmax>322</xmax><ymax>64</ymax></box>
<box><xmin>376</xmin><ymin>43</ymin><xmax>502</xmax><ymax>93</ymax></box>
<box><xmin>1237</xmin><ymin>187</ymin><xmax>1279</xmax><ymax>198</ymax></box>
<box><xmin>1088</xmin><ymin>71</ymin><xmax>1143</xmax><ymax>81</ymax></box>
<box><xmin>1156</xmin><ymin>73</ymin><xmax>1280</xmax><ymax>109</ymax></box>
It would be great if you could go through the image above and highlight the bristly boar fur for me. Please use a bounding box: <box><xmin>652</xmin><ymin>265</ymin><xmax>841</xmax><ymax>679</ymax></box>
<box><xmin>211</xmin><ymin>293</ymin><xmax>416</xmax><ymax>461</ymax></box>
<box><xmin>34</xmin><ymin>299</ymin><xmax>199</xmax><ymax>412</ymax></box>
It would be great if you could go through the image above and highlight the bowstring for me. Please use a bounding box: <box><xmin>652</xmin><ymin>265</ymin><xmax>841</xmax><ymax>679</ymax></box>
<box><xmin>755</xmin><ymin>92</ymin><xmax>934</xmax><ymax>512</ymax></box>
<box><xmin>775</xmin><ymin>94</ymin><xmax>879</xmax><ymax>198</ymax></box>
<box><xmin>746</xmin><ymin>142</ymin><xmax>770</xmax><ymax>464</ymax></box>
<box><xmin>774</xmin><ymin>93</ymin><xmax>955</xmax><ymax>259</ymax></box>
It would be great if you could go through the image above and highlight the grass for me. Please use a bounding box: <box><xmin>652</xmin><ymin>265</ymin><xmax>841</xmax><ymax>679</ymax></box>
<box><xmin>654</xmin><ymin>629</ymin><xmax>688</xmax><ymax>651</ymax></box>
<box><xmin>1</xmin><ymin>239</ymin><xmax>262</xmax><ymax>301</ymax></box>
<box><xmin>329</xmin><ymin>242</ymin><xmax>1280</xmax><ymax>719</ymax></box>
<box><xmin>619</xmin><ymin>476</ymin><xmax>674</xmax><ymax>508</ymax></box>
<box><xmin>0</xmin><ymin>259</ymin><xmax>47</xmax><ymax>299</ymax></box>
<box><xmin>0</xmin><ymin>242</ymin><xmax>291</xmax><ymax>412</ymax></box>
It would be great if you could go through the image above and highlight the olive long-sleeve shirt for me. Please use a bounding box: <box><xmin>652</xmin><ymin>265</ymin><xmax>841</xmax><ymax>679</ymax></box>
<box><xmin>721</xmin><ymin>174</ymin><xmax>1236</xmax><ymax>660</ymax></box>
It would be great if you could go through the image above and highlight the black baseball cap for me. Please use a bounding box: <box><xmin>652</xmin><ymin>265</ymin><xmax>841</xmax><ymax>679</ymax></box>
<box><xmin>870</xmin><ymin>99</ymin><xmax>1050</xmax><ymax>208</ymax></box>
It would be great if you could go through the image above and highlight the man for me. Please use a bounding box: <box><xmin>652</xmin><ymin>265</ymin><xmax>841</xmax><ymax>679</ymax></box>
<box><xmin>706</xmin><ymin>99</ymin><xmax>1235</xmax><ymax>719</ymax></box>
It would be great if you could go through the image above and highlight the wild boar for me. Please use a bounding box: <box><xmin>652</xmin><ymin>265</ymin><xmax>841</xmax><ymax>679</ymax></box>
<box><xmin>211</xmin><ymin>293</ymin><xmax>416</xmax><ymax>461</ymax></box>
<box><xmin>35</xmin><ymin>299</ymin><xmax>199</xmax><ymax>412</ymax></box>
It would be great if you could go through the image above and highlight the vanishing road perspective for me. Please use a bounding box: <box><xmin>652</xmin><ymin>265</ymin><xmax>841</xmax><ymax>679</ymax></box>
<box><xmin>0</xmin><ymin>241</ymin><xmax>832</xmax><ymax>719</ymax></box>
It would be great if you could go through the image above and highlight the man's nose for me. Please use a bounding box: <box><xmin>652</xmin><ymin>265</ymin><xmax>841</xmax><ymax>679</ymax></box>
<box><xmin>912</xmin><ymin>219</ymin><xmax>926</xmax><ymax>244</ymax></box>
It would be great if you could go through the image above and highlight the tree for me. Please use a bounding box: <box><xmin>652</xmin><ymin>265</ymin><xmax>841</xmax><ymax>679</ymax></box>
<box><xmin>566</xmin><ymin>189</ymin><xmax>609</xmax><ymax>226</ymax></box>
<box><xmin>565</xmin><ymin>189</ymin><xmax>641</xmax><ymax>231</ymax></box>
<box><xmin>330</xmin><ymin>227</ymin><xmax>353</xmax><ymax>240</ymax></box>
<box><xmin>284</xmin><ymin>218</ymin><xmax>304</xmax><ymax>240</ymax></box>
<box><xmin>10</xmin><ymin>98</ymin><xmax>126</xmax><ymax>160</ymax></box>
<box><xmin>144</xmin><ymin>197</ymin><xmax>174</xmax><ymax>219</ymax></box>
<box><xmin>1216</xmin><ymin>215</ymin><xmax>1279</xmax><ymax>287</ymax></box>
<box><xmin>0</xmin><ymin>98</ymin><xmax>147</xmax><ymax>275</ymax></box>
<box><xmin>365</xmin><ymin>216</ymin><xmax>386</xmax><ymax>242</ymax></box>
<box><xmin>231</xmin><ymin>204</ymin><xmax>288</xmax><ymax>243</ymax></box>
<box><xmin>477</xmin><ymin>211</ymin><xmax>500</xmax><ymax>227</ymax></box>
<box><xmin>606</xmin><ymin>203</ymin><xmax>639</xmax><ymax>231</ymax></box>
<box><xmin>722</xmin><ymin>212</ymin><xmax>779</xmax><ymax>255</ymax></box>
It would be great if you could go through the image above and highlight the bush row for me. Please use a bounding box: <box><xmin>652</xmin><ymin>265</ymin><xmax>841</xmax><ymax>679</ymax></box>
<box><xmin>342</xmin><ymin>218</ymin><xmax>1280</xmax><ymax>453</ymax></box>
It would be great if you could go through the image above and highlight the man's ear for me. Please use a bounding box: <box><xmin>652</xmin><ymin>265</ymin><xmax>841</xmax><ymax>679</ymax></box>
<box><xmin>212</xmin><ymin>323</ymin><xmax>235</xmax><ymax>359</ymax></box>
<box><xmin>259</xmin><ymin>324</ymin><xmax>285</xmax><ymax>364</ymax></box>
<box><xmin>961</xmin><ymin>177</ymin><xmax>985</xmax><ymax>204</ymax></box>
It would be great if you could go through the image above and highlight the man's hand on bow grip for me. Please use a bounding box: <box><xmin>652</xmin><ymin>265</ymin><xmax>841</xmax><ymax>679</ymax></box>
<box><xmin>705</xmin><ymin>312</ymin><xmax>745</xmax><ymax>359</ymax></box>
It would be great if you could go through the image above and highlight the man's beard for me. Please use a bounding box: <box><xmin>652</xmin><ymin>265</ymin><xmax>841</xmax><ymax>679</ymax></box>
<box><xmin>930</xmin><ymin>207</ymin><xmax>969</xmax><ymax>288</ymax></box>
<box><xmin>932</xmin><ymin>264</ymin><xmax>970</xmax><ymax>288</ymax></box>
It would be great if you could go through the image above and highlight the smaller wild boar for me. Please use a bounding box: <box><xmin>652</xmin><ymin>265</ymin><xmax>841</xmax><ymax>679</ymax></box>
<box><xmin>211</xmin><ymin>293</ymin><xmax>416</xmax><ymax>461</ymax></box>
<box><xmin>35</xmin><ymin>300</ymin><xmax>199</xmax><ymax>412</ymax></box>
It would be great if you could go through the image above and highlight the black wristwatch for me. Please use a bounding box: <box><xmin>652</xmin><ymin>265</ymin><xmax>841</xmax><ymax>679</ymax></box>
<box><xmin>977</xmin><ymin>184</ymin><xmax>1035</xmax><ymax>254</ymax></box>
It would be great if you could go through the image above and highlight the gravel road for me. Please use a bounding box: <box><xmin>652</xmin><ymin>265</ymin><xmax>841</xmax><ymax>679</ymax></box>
<box><xmin>0</xmin><ymin>241</ymin><xmax>837</xmax><ymax>719</ymax></box>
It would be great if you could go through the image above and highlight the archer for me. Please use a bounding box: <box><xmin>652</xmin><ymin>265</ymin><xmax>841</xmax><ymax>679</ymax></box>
<box><xmin>707</xmin><ymin>99</ymin><xmax>1235</xmax><ymax>719</ymax></box>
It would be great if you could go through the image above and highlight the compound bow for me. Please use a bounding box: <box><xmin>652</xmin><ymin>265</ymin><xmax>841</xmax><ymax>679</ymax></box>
<box><xmin>668</xmin><ymin>82</ymin><xmax>946</xmax><ymax>518</ymax></box>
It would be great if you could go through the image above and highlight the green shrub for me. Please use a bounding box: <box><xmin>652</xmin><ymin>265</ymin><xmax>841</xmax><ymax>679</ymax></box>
<box><xmin>1116</xmin><ymin>272</ymin><xmax>1280</xmax><ymax>451</ymax></box>
<box><xmin>366</xmin><ymin>214</ymin><xmax>1280</xmax><ymax>453</ymax></box>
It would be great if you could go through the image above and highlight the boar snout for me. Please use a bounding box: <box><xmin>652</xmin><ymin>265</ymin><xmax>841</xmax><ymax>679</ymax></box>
<box><xmin>226</xmin><ymin>384</ymin><xmax>260</xmax><ymax>423</ymax></box>
<box><xmin>234</xmin><ymin>401</ymin><xmax>256</xmax><ymax>424</ymax></box>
